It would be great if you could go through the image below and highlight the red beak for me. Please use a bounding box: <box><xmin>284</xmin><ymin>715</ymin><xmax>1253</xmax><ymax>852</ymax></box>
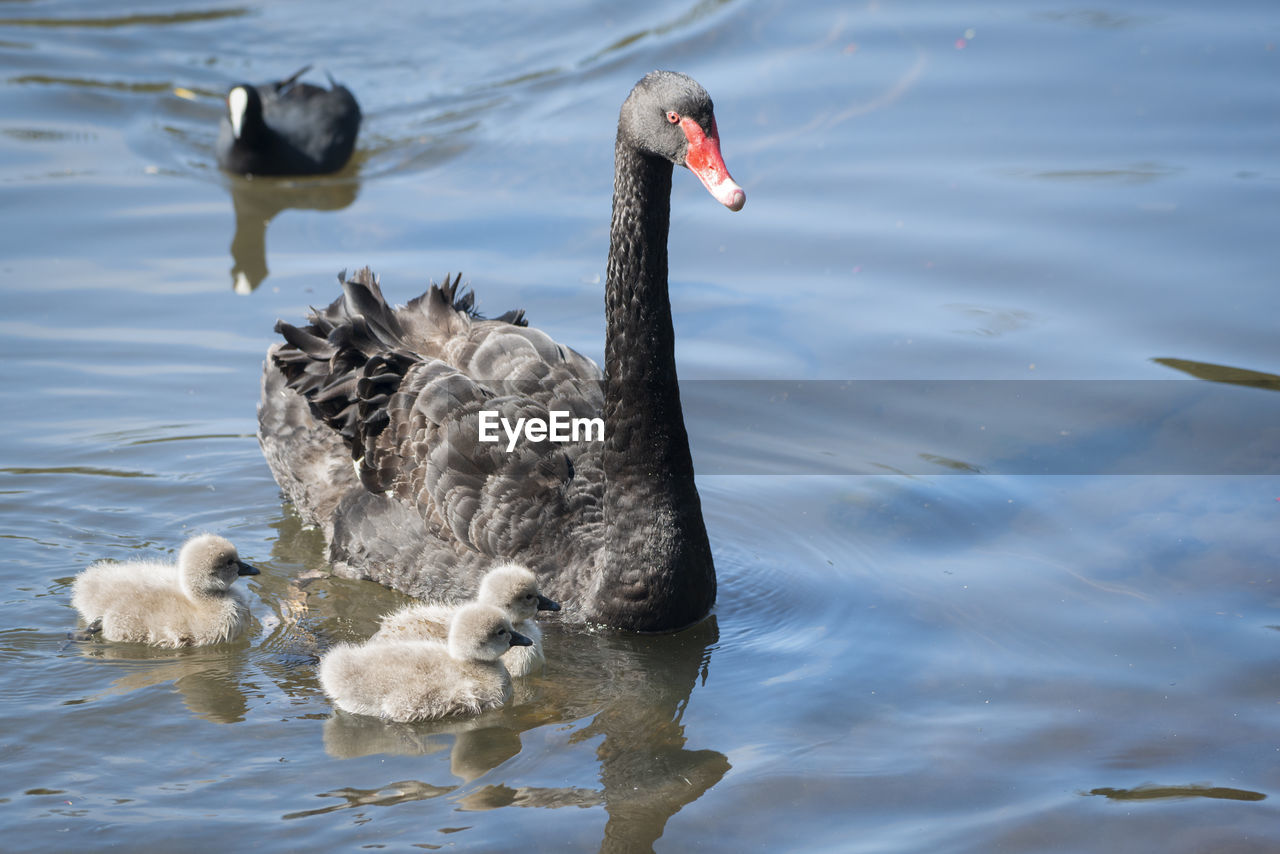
<box><xmin>679</xmin><ymin>116</ymin><xmax>745</xmax><ymax>211</ymax></box>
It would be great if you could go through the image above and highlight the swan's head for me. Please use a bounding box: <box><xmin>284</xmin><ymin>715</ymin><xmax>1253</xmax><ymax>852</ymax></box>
<box><xmin>226</xmin><ymin>84</ymin><xmax>262</xmax><ymax>141</ymax></box>
<box><xmin>478</xmin><ymin>563</ymin><xmax>561</xmax><ymax>624</ymax></box>
<box><xmin>178</xmin><ymin>533</ymin><xmax>260</xmax><ymax>596</ymax></box>
<box><xmin>620</xmin><ymin>70</ymin><xmax>745</xmax><ymax>212</ymax></box>
<box><xmin>447</xmin><ymin>604</ymin><xmax>534</xmax><ymax>662</ymax></box>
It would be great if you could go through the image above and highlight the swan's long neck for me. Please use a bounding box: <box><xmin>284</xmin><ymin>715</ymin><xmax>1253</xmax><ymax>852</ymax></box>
<box><xmin>597</xmin><ymin>139</ymin><xmax>715</xmax><ymax>631</ymax></box>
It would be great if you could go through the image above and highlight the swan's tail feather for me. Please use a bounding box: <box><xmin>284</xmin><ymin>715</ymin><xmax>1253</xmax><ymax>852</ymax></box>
<box><xmin>407</xmin><ymin>273</ymin><xmax>529</xmax><ymax>328</ymax></box>
<box><xmin>443</xmin><ymin>273</ymin><xmax>474</xmax><ymax>316</ymax></box>
<box><xmin>275</xmin><ymin>320</ymin><xmax>334</xmax><ymax>360</ymax></box>
<box><xmin>269</xmin><ymin>268</ymin><xmax>524</xmax><ymax>473</ymax></box>
<box><xmin>269</xmin><ymin>269</ymin><xmax>397</xmax><ymax>456</ymax></box>
<box><xmin>335</xmin><ymin>268</ymin><xmax>409</xmax><ymax>355</ymax></box>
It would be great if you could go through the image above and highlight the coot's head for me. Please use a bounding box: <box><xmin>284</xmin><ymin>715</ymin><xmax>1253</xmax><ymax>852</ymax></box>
<box><xmin>226</xmin><ymin>84</ymin><xmax>264</xmax><ymax>142</ymax></box>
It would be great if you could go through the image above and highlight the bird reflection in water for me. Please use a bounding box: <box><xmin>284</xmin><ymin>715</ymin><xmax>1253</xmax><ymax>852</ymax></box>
<box><xmin>72</xmin><ymin>641</ymin><xmax>252</xmax><ymax>725</ymax></box>
<box><xmin>224</xmin><ymin>173</ymin><xmax>359</xmax><ymax>293</ymax></box>
<box><xmin>316</xmin><ymin>617</ymin><xmax>728</xmax><ymax>850</ymax></box>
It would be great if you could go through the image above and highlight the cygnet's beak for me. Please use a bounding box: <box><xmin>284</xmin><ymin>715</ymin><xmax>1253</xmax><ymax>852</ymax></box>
<box><xmin>237</xmin><ymin>560</ymin><xmax>261</xmax><ymax>576</ymax></box>
<box><xmin>536</xmin><ymin>594</ymin><xmax>561</xmax><ymax>612</ymax></box>
<box><xmin>508</xmin><ymin>629</ymin><xmax>534</xmax><ymax>648</ymax></box>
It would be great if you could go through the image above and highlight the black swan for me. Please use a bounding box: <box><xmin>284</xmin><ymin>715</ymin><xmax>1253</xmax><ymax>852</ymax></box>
<box><xmin>216</xmin><ymin>66</ymin><xmax>361</xmax><ymax>176</ymax></box>
<box><xmin>258</xmin><ymin>71</ymin><xmax>744</xmax><ymax>632</ymax></box>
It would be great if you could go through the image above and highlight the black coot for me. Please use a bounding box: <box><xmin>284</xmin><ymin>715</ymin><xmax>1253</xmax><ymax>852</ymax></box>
<box><xmin>216</xmin><ymin>66</ymin><xmax>360</xmax><ymax>176</ymax></box>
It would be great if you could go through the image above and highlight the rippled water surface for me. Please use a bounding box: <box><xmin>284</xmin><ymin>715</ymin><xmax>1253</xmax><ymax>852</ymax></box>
<box><xmin>2</xmin><ymin>0</ymin><xmax>1278</xmax><ymax>851</ymax></box>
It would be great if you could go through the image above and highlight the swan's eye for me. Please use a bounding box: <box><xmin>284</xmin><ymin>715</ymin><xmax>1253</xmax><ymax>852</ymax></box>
<box><xmin>666</xmin><ymin>110</ymin><xmax>680</xmax><ymax>124</ymax></box>
<box><xmin>525</xmin><ymin>593</ymin><xmax>535</xmax><ymax>601</ymax></box>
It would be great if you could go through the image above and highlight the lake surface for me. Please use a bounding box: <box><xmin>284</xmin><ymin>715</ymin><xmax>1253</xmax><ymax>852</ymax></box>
<box><xmin>2</xmin><ymin>0</ymin><xmax>1278</xmax><ymax>851</ymax></box>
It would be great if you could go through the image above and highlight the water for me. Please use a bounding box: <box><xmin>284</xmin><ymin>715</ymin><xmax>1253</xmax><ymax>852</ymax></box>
<box><xmin>1</xmin><ymin>0</ymin><xmax>1278</xmax><ymax>850</ymax></box>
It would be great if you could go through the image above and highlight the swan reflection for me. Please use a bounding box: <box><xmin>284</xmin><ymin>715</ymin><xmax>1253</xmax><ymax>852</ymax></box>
<box><xmin>261</xmin><ymin>502</ymin><xmax>730</xmax><ymax>849</ymax></box>
<box><xmin>315</xmin><ymin>616</ymin><xmax>728</xmax><ymax>850</ymax></box>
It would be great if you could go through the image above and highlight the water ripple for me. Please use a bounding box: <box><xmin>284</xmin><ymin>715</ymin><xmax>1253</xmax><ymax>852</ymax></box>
<box><xmin>0</xmin><ymin>9</ymin><xmax>249</xmax><ymax>29</ymax></box>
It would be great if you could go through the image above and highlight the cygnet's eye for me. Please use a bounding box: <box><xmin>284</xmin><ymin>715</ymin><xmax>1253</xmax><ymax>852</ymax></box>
<box><xmin>525</xmin><ymin>593</ymin><xmax>535</xmax><ymax>601</ymax></box>
<box><xmin>666</xmin><ymin>110</ymin><xmax>680</xmax><ymax>124</ymax></box>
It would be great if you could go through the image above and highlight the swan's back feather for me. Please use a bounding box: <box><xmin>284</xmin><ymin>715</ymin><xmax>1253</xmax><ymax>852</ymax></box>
<box><xmin>265</xmin><ymin>268</ymin><xmax>606</xmax><ymax>605</ymax></box>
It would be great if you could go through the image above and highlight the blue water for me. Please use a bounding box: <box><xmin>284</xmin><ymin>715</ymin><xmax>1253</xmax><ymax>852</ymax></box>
<box><xmin>1</xmin><ymin>0</ymin><xmax>1277</xmax><ymax>851</ymax></box>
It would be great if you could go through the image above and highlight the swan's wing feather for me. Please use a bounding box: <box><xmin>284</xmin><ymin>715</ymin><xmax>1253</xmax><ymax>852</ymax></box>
<box><xmin>494</xmin><ymin>309</ymin><xmax>527</xmax><ymax>327</ymax></box>
<box><xmin>257</xmin><ymin>349</ymin><xmax>359</xmax><ymax>539</ymax></box>
<box><xmin>368</xmin><ymin>359</ymin><xmax>589</xmax><ymax>558</ymax></box>
<box><xmin>340</xmin><ymin>273</ymin><xmax>405</xmax><ymax>351</ymax></box>
<box><xmin>267</xmin><ymin>268</ymin><xmax>604</xmax><ymax>564</ymax></box>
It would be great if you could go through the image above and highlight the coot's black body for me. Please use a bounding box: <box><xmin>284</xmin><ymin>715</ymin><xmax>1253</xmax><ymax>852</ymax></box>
<box><xmin>216</xmin><ymin>67</ymin><xmax>360</xmax><ymax>176</ymax></box>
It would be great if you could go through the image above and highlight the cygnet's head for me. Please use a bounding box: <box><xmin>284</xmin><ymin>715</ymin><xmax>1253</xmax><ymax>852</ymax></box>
<box><xmin>178</xmin><ymin>533</ymin><xmax>260</xmax><ymax>596</ymax></box>
<box><xmin>448</xmin><ymin>603</ymin><xmax>533</xmax><ymax>662</ymax></box>
<box><xmin>478</xmin><ymin>564</ymin><xmax>561</xmax><ymax>624</ymax></box>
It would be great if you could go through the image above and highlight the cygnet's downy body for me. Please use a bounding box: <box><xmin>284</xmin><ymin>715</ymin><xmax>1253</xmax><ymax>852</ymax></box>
<box><xmin>318</xmin><ymin>603</ymin><xmax>533</xmax><ymax>722</ymax></box>
<box><xmin>71</xmin><ymin>534</ymin><xmax>260</xmax><ymax>648</ymax></box>
<box><xmin>371</xmin><ymin>564</ymin><xmax>560</xmax><ymax>676</ymax></box>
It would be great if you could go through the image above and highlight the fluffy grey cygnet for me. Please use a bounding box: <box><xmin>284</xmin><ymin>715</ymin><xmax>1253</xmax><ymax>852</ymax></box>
<box><xmin>370</xmin><ymin>564</ymin><xmax>560</xmax><ymax>676</ymax></box>
<box><xmin>70</xmin><ymin>534</ymin><xmax>260</xmax><ymax>647</ymax></box>
<box><xmin>318</xmin><ymin>603</ymin><xmax>533</xmax><ymax>722</ymax></box>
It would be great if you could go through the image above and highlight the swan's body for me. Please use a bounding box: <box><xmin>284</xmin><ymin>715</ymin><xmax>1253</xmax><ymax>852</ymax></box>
<box><xmin>258</xmin><ymin>71</ymin><xmax>743</xmax><ymax>632</ymax></box>
<box><xmin>371</xmin><ymin>564</ymin><xmax>560</xmax><ymax>676</ymax></box>
<box><xmin>216</xmin><ymin>66</ymin><xmax>360</xmax><ymax>176</ymax></box>
<box><xmin>71</xmin><ymin>534</ymin><xmax>260</xmax><ymax>647</ymax></box>
<box><xmin>318</xmin><ymin>603</ymin><xmax>532</xmax><ymax>721</ymax></box>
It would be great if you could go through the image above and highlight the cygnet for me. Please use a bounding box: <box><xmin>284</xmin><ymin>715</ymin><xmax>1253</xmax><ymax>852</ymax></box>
<box><xmin>318</xmin><ymin>603</ymin><xmax>533</xmax><ymax>722</ymax></box>
<box><xmin>71</xmin><ymin>534</ymin><xmax>260</xmax><ymax>647</ymax></box>
<box><xmin>370</xmin><ymin>563</ymin><xmax>560</xmax><ymax>676</ymax></box>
